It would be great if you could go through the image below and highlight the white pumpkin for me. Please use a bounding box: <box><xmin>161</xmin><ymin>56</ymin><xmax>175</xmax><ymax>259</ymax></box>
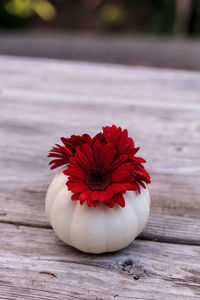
<box><xmin>45</xmin><ymin>168</ymin><xmax>150</xmax><ymax>254</ymax></box>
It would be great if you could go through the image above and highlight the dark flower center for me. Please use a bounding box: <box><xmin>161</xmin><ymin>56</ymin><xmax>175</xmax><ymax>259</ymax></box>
<box><xmin>86</xmin><ymin>167</ymin><xmax>111</xmax><ymax>191</ymax></box>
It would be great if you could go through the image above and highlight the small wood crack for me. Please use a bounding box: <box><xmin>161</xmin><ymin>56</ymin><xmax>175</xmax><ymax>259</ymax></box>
<box><xmin>39</xmin><ymin>271</ymin><xmax>57</xmax><ymax>278</ymax></box>
<box><xmin>0</xmin><ymin>219</ymin><xmax>51</xmax><ymax>229</ymax></box>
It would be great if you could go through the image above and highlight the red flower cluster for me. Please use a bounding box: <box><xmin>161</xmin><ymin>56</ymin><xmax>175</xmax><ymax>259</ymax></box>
<box><xmin>48</xmin><ymin>125</ymin><xmax>151</xmax><ymax>208</ymax></box>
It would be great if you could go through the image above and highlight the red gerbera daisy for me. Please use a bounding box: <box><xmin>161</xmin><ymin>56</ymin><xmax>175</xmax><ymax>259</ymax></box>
<box><xmin>48</xmin><ymin>125</ymin><xmax>151</xmax><ymax>208</ymax></box>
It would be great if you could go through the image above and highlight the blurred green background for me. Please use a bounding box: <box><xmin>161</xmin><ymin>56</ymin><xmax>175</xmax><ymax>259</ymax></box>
<box><xmin>0</xmin><ymin>0</ymin><xmax>200</xmax><ymax>35</ymax></box>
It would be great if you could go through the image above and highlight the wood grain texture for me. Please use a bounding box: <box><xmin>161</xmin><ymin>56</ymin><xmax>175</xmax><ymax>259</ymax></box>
<box><xmin>0</xmin><ymin>55</ymin><xmax>200</xmax><ymax>243</ymax></box>
<box><xmin>0</xmin><ymin>222</ymin><xmax>200</xmax><ymax>300</ymax></box>
<box><xmin>0</xmin><ymin>55</ymin><xmax>200</xmax><ymax>299</ymax></box>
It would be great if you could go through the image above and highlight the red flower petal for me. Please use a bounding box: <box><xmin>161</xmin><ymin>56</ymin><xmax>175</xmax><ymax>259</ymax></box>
<box><xmin>64</xmin><ymin>164</ymin><xmax>85</xmax><ymax>179</ymax></box>
<box><xmin>124</xmin><ymin>182</ymin><xmax>139</xmax><ymax>190</ymax></box>
<box><xmin>99</xmin><ymin>190</ymin><xmax>113</xmax><ymax>202</ymax></box>
<box><xmin>93</xmin><ymin>200</ymin><xmax>99</xmax><ymax>207</ymax></box>
<box><xmin>81</xmin><ymin>144</ymin><xmax>95</xmax><ymax>166</ymax></box>
<box><xmin>67</xmin><ymin>181</ymin><xmax>88</xmax><ymax>193</ymax></box>
<box><xmin>113</xmin><ymin>194</ymin><xmax>125</xmax><ymax>207</ymax></box>
<box><xmin>71</xmin><ymin>193</ymin><xmax>79</xmax><ymax>200</ymax></box>
<box><xmin>132</xmin><ymin>157</ymin><xmax>146</xmax><ymax>163</ymax></box>
<box><xmin>79</xmin><ymin>189</ymin><xmax>92</xmax><ymax>201</ymax></box>
<box><xmin>74</xmin><ymin>151</ymin><xmax>90</xmax><ymax>171</ymax></box>
<box><xmin>86</xmin><ymin>199</ymin><xmax>93</xmax><ymax>207</ymax></box>
<box><xmin>103</xmin><ymin>149</ymin><xmax>117</xmax><ymax>169</ymax></box>
<box><xmin>105</xmin><ymin>198</ymin><xmax>115</xmax><ymax>208</ymax></box>
<box><xmin>91</xmin><ymin>191</ymin><xmax>103</xmax><ymax>200</ymax></box>
<box><xmin>106</xmin><ymin>183</ymin><xmax>127</xmax><ymax>193</ymax></box>
<box><xmin>112</xmin><ymin>170</ymin><xmax>130</xmax><ymax>182</ymax></box>
<box><xmin>109</xmin><ymin>154</ymin><xmax>128</xmax><ymax>171</ymax></box>
<box><xmin>93</xmin><ymin>139</ymin><xmax>104</xmax><ymax>166</ymax></box>
<box><xmin>49</xmin><ymin>159</ymin><xmax>69</xmax><ymax>170</ymax></box>
<box><xmin>111</xmin><ymin>163</ymin><xmax>131</xmax><ymax>182</ymax></box>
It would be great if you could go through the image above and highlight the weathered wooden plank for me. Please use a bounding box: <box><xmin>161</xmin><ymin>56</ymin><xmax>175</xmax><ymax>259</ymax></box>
<box><xmin>0</xmin><ymin>55</ymin><xmax>200</xmax><ymax>244</ymax></box>
<box><xmin>1</xmin><ymin>55</ymin><xmax>200</xmax><ymax>108</ymax></box>
<box><xmin>0</xmin><ymin>222</ymin><xmax>200</xmax><ymax>300</ymax></box>
<box><xmin>0</xmin><ymin>185</ymin><xmax>200</xmax><ymax>245</ymax></box>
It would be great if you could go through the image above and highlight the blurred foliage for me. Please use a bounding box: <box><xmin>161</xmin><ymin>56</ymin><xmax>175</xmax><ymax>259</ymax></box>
<box><xmin>99</xmin><ymin>0</ymin><xmax>175</xmax><ymax>33</ymax></box>
<box><xmin>5</xmin><ymin>0</ymin><xmax>56</xmax><ymax>20</ymax></box>
<box><xmin>0</xmin><ymin>0</ymin><xmax>56</xmax><ymax>28</ymax></box>
<box><xmin>0</xmin><ymin>0</ymin><xmax>200</xmax><ymax>35</ymax></box>
<box><xmin>100</xmin><ymin>4</ymin><xmax>128</xmax><ymax>24</ymax></box>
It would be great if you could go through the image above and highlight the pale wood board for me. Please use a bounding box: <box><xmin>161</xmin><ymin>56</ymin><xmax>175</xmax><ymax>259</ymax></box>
<box><xmin>0</xmin><ymin>55</ymin><xmax>200</xmax><ymax>299</ymax></box>
<box><xmin>0</xmin><ymin>223</ymin><xmax>200</xmax><ymax>300</ymax></box>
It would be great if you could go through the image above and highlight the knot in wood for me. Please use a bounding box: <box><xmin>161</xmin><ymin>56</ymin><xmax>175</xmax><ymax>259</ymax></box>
<box><xmin>117</xmin><ymin>259</ymin><xmax>146</xmax><ymax>280</ymax></box>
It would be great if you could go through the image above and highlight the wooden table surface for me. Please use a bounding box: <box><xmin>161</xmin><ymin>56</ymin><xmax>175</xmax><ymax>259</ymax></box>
<box><xmin>0</xmin><ymin>55</ymin><xmax>200</xmax><ymax>300</ymax></box>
